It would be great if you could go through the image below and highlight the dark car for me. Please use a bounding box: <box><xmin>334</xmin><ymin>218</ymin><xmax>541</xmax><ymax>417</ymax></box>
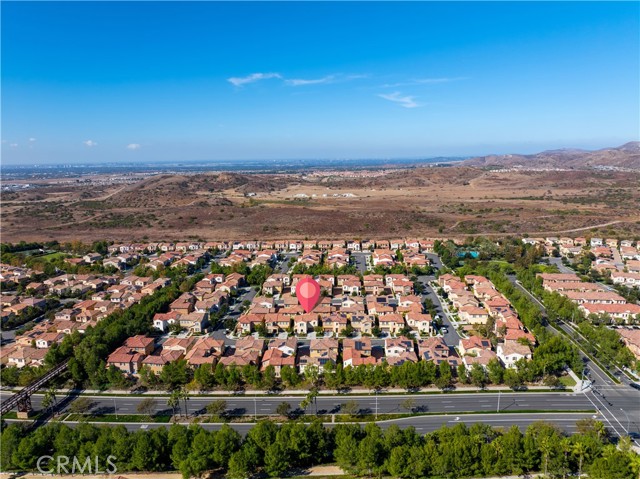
<box><xmin>630</xmin><ymin>382</ymin><xmax>640</xmax><ymax>391</ymax></box>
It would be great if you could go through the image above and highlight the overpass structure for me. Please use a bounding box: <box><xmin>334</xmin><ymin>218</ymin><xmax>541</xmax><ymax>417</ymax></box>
<box><xmin>0</xmin><ymin>360</ymin><xmax>68</xmax><ymax>416</ymax></box>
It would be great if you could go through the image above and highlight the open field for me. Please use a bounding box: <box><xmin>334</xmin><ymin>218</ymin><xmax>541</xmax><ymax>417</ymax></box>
<box><xmin>2</xmin><ymin>167</ymin><xmax>639</xmax><ymax>242</ymax></box>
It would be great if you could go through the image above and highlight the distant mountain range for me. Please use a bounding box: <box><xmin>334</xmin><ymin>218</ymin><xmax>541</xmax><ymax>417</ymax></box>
<box><xmin>462</xmin><ymin>141</ymin><xmax>640</xmax><ymax>170</ymax></box>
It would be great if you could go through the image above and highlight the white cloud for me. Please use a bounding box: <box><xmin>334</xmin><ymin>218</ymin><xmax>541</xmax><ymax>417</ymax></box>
<box><xmin>83</xmin><ymin>140</ymin><xmax>98</xmax><ymax>147</ymax></box>
<box><xmin>381</xmin><ymin>77</ymin><xmax>466</xmax><ymax>88</ymax></box>
<box><xmin>29</xmin><ymin>137</ymin><xmax>36</xmax><ymax>143</ymax></box>
<box><xmin>285</xmin><ymin>75</ymin><xmax>336</xmax><ymax>86</ymax></box>
<box><xmin>9</xmin><ymin>143</ymin><xmax>18</xmax><ymax>148</ymax></box>
<box><xmin>378</xmin><ymin>92</ymin><xmax>420</xmax><ymax>109</ymax></box>
<box><xmin>126</xmin><ymin>143</ymin><xmax>141</xmax><ymax>150</ymax></box>
<box><xmin>227</xmin><ymin>72</ymin><xmax>282</xmax><ymax>87</ymax></box>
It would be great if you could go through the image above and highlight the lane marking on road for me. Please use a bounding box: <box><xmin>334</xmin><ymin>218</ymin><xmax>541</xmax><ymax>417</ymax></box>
<box><xmin>583</xmin><ymin>391</ymin><xmax>624</xmax><ymax>437</ymax></box>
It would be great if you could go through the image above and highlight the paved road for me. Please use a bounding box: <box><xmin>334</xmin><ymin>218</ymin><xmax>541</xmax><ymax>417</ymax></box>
<box><xmin>417</xmin><ymin>275</ymin><xmax>461</xmax><ymax>347</ymax></box>
<box><xmin>30</xmin><ymin>412</ymin><xmax>599</xmax><ymax>434</ymax></box>
<box><xmin>546</xmin><ymin>257</ymin><xmax>614</xmax><ymax>292</ymax></box>
<box><xmin>547</xmin><ymin>256</ymin><xmax>576</xmax><ymax>274</ymax></box>
<box><xmin>425</xmin><ymin>253</ymin><xmax>443</xmax><ymax>270</ymax></box>
<box><xmin>276</xmin><ymin>253</ymin><xmax>299</xmax><ymax>274</ymax></box>
<box><xmin>2</xmin><ymin>391</ymin><xmax>603</xmax><ymax>418</ymax></box>
<box><xmin>351</xmin><ymin>252</ymin><xmax>371</xmax><ymax>274</ymax></box>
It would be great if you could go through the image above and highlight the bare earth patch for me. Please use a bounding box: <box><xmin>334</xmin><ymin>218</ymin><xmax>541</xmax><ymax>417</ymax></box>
<box><xmin>2</xmin><ymin>167</ymin><xmax>639</xmax><ymax>242</ymax></box>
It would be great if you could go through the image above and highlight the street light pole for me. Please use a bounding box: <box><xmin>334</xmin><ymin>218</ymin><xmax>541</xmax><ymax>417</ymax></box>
<box><xmin>497</xmin><ymin>390</ymin><xmax>501</xmax><ymax>413</ymax></box>
<box><xmin>113</xmin><ymin>398</ymin><xmax>117</xmax><ymax>420</ymax></box>
<box><xmin>254</xmin><ymin>395</ymin><xmax>257</xmax><ymax>420</ymax></box>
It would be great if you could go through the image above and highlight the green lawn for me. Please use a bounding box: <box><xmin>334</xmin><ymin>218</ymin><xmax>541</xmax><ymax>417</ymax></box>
<box><xmin>559</xmin><ymin>375</ymin><xmax>577</xmax><ymax>387</ymax></box>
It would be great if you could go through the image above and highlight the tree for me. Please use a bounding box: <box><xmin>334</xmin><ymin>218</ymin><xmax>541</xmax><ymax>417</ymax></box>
<box><xmin>264</xmin><ymin>440</ymin><xmax>290</xmax><ymax>477</ymax></box>
<box><xmin>228</xmin><ymin>444</ymin><xmax>260</xmax><ymax>479</ymax></box>
<box><xmin>487</xmin><ymin>358</ymin><xmax>504</xmax><ymax>385</ymax></box>
<box><xmin>167</xmin><ymin>390</ymin><xmax>181</xmax><ymax>417</ymax></box>
<box><xmin>213</xmin><ymin>425</ymin><xmax>241</xmax><ymax>468</ymax></box>
<box><xmin>280</xmin><ymin>365</ymin><xmax>300</xmax><ymax>388</ymax></box>
<box><xmin>69</xmin><ymin>397</ymin><xmax>92</xmax><ymax>415</ymax></box>
<box><xmin>572</xmin><ymin>440</ymin><xmax>588</xmax><ymax>478</ymax></box>
<box><xmin>42</xmin><ymin>386</ymin><xmax>57</xmax><ymax>414</ymax></box>
<box><xmin>160</xmin><ymin>359</ymin><xmax>190</xmax><ymax>389</ymax></box>
<box><xmin>261</xmin><ymin>365</ymin><xmax>277</xmax><ymax>391</ymax></box>
<box><xmin>136</xmin><ymin>398</ymin><xmax>157</xmax><ymax>418</ymax></box>
<box><xmin>177</xmin><ymin>387</ymin><xmax>190</xmax><ymax>417</ymax></box>
<box><xmin>139</xmin><ymin>365</ymin><xmax>159</xmax><ymax>388</ymax></box>
<box><xmin>401</xmin><ymin>397</ymin><xmax>416</xmax><ymax>413</ymax></box>
<box><xmin>436</xmin><ymin>361</ymin><xmax>452</xmax><ymax>389</ymax></box>
<box><xmin>470</xmin><ymin>363</ymin><xmax>487</xmax><ymax>389</ymax></box>
<box><xmin>206</xmin><ymin>399</ymin><xmax>227</xmax><ymax>419</ymax></box>
<box><xmin>341</xmin><ymin>400</ymin><xmax>360</xmax><ymax>418</ymax></box>
<box><xmin>503</xmin><ymin>368</ymin><xmax>523</xmax><ymax>389</ymax></box>
<box><xmin>588</xmin><ymin>447</ymin><xmax>635</xmax><ymax>479</ymax></box>
<box><xmin>457</xmin><ymin>363</ymin><xmax>469</xmax><ymax>384</ymax></box>
<box><xmin>276</xmin><ymin>402</ymin><xmax>292</xmax><ymax>418</ymax></box>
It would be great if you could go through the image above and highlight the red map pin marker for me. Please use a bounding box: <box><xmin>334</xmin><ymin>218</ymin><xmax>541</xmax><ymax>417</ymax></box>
<box><xmin>297</xmin><ymin>276</ymin><xmax>321</xmax><ymax>313</ymax></box>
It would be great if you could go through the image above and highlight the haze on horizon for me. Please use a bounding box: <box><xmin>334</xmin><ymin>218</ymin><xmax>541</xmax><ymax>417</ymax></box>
<box><xmin>1</xmin><ymin>1</ymin><xmax>638</xmax><ymax>165</ymax></box>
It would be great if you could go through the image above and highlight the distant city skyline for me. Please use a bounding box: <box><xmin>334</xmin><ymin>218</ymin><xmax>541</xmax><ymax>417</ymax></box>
<box><xmin>2</xmin><ymin>1</ymin><xmax>638</xmax><ymax>164</ymax></box>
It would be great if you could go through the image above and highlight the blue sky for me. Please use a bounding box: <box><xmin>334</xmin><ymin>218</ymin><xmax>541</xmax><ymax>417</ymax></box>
<box><xmin>2</xmin><ymin>1</ymin><xmax>638</xmax><ymax>164</ymax></box>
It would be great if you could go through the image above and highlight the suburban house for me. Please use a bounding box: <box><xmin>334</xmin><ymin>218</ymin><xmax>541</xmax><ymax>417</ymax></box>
<box><xmin>107</xmin><ymin>346</ymin><xmax>145</xmax><ymax>375</ymax></box>
<box><xmin>417</xmin><ymin>337</ymin><xmax>460</xmax><ymax>367</ymax></box>
<box><xmin>459</xmin><ymin>336</ymin><xmax>492</xmax><ymax>356</ymax></box>
<box><xmin>298</xmin><ymin>338</ymin><xmax>339</xmax><ymax>372</ymax></box>
<box><xmin>343</xmin><ymin>338</ymin><xmax>379</xmax><ymax>367</ymax></box>
<box><xmin>384</xmin><ymin>337</ymin><xmax>418</xmax><ymax>365</ymax></box>
<box><xmin>260</xmin><ymin>338</ymin><xmax>297</xmax><ymax>377</ymax></box>
<box><xmin>496</xmin><ymin>342</ymin><xmax>532</xmax><ymax>368</ymax></box>
<box><xmin>458</xmin><ymin>305</ymin><xmax>490</xmax><ymax>324</ymax></box>
<box><xmin>405</xmin><ymin>312</ymin><xmax>432</xmax><ymax>334</ymax></box>
<box><xmin>378</xmin><ymin>314</ymin><xmax>406</xmax><ymax>335</ymax></box>
<box><xmin>322</xmin><ymin>313</ymin><xmax>349</xmax><ymax>335</ymax></box>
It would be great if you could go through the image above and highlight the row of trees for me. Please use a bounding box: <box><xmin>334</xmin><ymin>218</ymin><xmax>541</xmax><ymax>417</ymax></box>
<box><xmin>516</xmin><ymin>265</ymin><xmax>640</xmax><ymax>373</ymax></box>
<box><xmin>454</xmin><ymin>262</ymin><xmax>584</xmax><ymax>379</ymax></box>
<box><xmin>135</xmin><ymin>354</ymin><xmax>561</xmax><ymax>393</ymax></box>
<box><xmin>2</xmin><ymin>419</ymin><xmax>638</xmax><ymax>479</ymax></box>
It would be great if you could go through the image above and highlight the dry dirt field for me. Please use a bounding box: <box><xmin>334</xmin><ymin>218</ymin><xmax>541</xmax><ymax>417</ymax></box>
<box><xmin>2</xmin><ymin>167</ymin><xmax>640</xmax><ymax>242</ymax></box>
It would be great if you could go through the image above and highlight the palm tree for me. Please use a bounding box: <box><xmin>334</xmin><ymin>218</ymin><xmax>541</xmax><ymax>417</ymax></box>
<box><xmin>167</xmin><ymin>390</ymin><xmax>181</xmax><ymax>418</ymax></box>
<box><xmin>42</xmin><ymin>386</ymin><xmax>58</xmax><ymax>415</ymax></box>
<box><xmin>571</xmin><ymin>441</ymin><xmax>588</xmax><ymax>478</ymax></box>
<box><xmin>177</xmin><ymin>387</ymin><xmax>189</xmax><ymax>417</ymax></box>
<box><xmin>593</xmin><ymin>420</ymin><xmax>607</xmax><ymax>441</ymax></box>
<box><xmin>539</xmin><ymin>436</ymin><xmax>553</xmax><ymax>477</ymax></box>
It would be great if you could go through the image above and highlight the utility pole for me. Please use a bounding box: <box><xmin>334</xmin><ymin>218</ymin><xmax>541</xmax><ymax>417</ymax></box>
<box><xmin>497</xmin><ymin>390</ymin><xmax>501</xmax><ymax>413</ymax></box>
<box><xmin>113</xmin><ymin>398</ymin><xmax>118</xmax><ymax>420</ymax></box>
<box><xmin>254</xmin><ymin>394</ymin><xmax>257</xmax><ymax>420</ymax></box>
